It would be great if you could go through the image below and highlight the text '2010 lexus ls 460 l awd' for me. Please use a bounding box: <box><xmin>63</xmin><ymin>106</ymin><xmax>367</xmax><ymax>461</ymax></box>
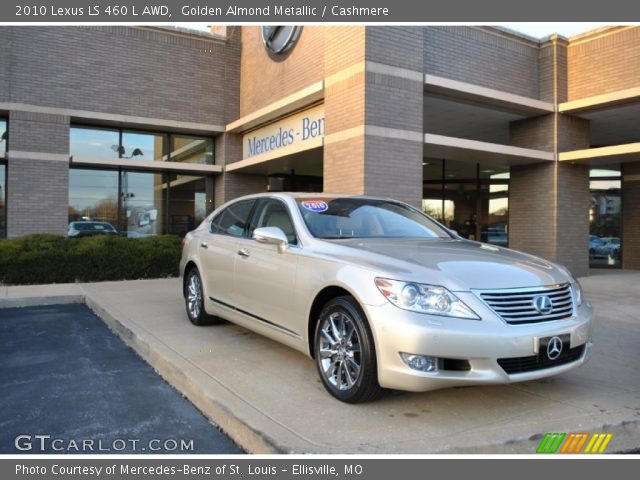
<box><xmin>180</xmin><ymin>193</ymin><xmax>593</xmax><ymax>403</ymax></box>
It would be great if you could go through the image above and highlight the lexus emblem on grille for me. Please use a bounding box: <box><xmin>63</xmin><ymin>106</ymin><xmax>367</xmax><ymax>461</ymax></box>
<box><xmin>532</xmin><ymin>295</ymin><xmax>553</xmax><ymax>315</ymax></box>
<box><xmin>546</xmin><ymin>336</ymin><xmax>563</xmax><ymax>360</ymax></box>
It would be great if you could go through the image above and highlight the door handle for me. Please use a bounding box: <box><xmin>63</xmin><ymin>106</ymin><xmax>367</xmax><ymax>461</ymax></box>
<box><xmin>237</xmin><ymin>248</ymin><xmax>250</xmax><ymax>258</ymax></box>
<box><xmin>200</xmin><ymin>242</ymin><xmax>208</xmax><ymax>249</ymax></box>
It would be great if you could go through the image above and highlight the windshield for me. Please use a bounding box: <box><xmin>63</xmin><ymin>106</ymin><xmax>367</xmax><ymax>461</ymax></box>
<box><xmin>296</xmin><ymin>198</ymin><xmax>452</xmax><ymax>239</ymax></box>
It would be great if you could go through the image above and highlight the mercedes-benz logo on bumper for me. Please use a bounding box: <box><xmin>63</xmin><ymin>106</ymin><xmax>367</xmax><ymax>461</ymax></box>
<box><xmin>532</xmin><ymin>295</ymin><xmax>553</xmax><ymax>315</ymax></box>
<box><xmin>546</xmin><ymin>336</ymin><xmax>563</xmax><ymax>360</ymax></box>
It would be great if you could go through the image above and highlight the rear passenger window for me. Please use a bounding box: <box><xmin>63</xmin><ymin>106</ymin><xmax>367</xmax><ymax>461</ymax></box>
<box><xmin>210</xmin><ymin>200</ymin><xmax>254</xmax><ymax>237</ymax></box>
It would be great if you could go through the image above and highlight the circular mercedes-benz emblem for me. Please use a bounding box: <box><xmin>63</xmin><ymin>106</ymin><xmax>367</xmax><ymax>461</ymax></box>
<box><xmin>532</xmin><ymin>295</ymin><xmax>553</xmax><ymax>315</ymax></box>
<box><xmin>546</xmin><ymin>336</ymin><xmax>563</xmax><ymax>360</ymax></box>
<box><xmin>261</xmin><ymin>26</ymin><xmax>302</xmax><ymax>55</ymax></box>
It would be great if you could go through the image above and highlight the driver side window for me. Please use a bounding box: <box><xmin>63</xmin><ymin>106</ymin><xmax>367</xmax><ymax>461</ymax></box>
<box><xmin>248</xmin><ymin>199</ymin><xmax>298</xmax><ymax>245</ymax></box>
<box><xmin>210</xmin><ymin>200</ymin><xmax>254</xmax><ymax>237</ymax></box>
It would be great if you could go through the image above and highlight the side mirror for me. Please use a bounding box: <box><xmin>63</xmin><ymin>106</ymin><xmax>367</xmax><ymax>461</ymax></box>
<box><xmin>253</xmin><ymin>226</ymin><xmax>288</xmax><ymax>253</ymax></box>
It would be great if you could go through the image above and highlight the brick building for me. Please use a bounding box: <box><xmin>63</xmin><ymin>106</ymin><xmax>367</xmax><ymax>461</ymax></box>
<box><xmin>0</xmin><ymin>25</ymin><xmax>638</xmax><ymax>276</ymax></box>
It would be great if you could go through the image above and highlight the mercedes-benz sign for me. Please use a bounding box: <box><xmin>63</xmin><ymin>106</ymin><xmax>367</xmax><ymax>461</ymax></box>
<box><xmin>262</xmin><ymin>26</ymin><xmax>302</xmax><ymax>54</ymax></box>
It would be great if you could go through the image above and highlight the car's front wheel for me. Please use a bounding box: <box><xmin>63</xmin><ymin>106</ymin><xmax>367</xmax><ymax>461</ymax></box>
<box><xmin>314</xmin><ymin>296</ymin><xmax>382</xmax><ymax>403</ymax></box>
<box><xmin>184</xmin><ymin>267</ymin><xmax>220</xmax><ymax>326</ymax></box>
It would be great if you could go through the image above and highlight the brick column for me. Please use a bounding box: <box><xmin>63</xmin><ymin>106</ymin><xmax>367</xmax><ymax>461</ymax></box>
<box><xmin>323</xmin><ymin>27</ymin><xmax>367</xmax><ymax>196</ymax></box>
<box><xmin>622</xmin><ymin>162</ymin><xmax>640</xmax><ymax>269</ymax></box>
<box><xmin>508</xmin><ymin>35</ymin><xmax>591</xmax><ymax>277</ymax></box>
<box><xmin>363</xmin><ymin>27</ymin><xmax>424</xmax><ymax>207</ymax></box>
<box><xmin>213</xmin><ymin>133</ymin><xmax>266</xmax><ymax>208</ymax></box>
<box><xmin>6</xmin><ymin>111</ymin><xmax>70</xmax><ymax>238</ymax></box>
<box><xmin>323</xmin><ymin>27</ymin><xmax>424</xmax><ymax>207</ymax></box>
<box><xmin>213</xmin><ymin>27</ymin><xmax>266</xmax><ymax>208</ymax></box>
<box><xmin>509</xmin><ymin>161</ymin><xmax>590</xmax><ymax>277</ymax></box>
<box><xmin>509</xmin><ymin>163</ymin><xmax>556</xmax><ymax>262</ymax></box>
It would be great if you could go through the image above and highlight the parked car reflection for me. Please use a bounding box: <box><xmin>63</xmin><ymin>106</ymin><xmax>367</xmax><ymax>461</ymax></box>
<box><xmin>68</xmin><ymin>221</ymin><xmax>118</xmax><ymax>238</ymax></box>
<box><xmin>589</xmin><ymin>235</ymin><xmax>604</xmax><ymax>258</ymax></box>
<box><xmin>601</xmin><ymin>237</ymin><xmax>620</xmax><ymax>257</ymax></box>
<box><xmin>481</xmin><ymin>221</ymin><xmax>508</xmax><ymax>247</ymax></box>
<box><xmin>589</xmin><ymin>234</ymin><xmax>621</xmax><ymax>266</ymax></box>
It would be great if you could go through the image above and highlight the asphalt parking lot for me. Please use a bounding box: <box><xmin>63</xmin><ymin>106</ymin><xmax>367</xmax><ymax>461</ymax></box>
<box><xmin>0</xmin><ymin>304</ymin><xmax>242</xmax><ymax>454</ymax></box>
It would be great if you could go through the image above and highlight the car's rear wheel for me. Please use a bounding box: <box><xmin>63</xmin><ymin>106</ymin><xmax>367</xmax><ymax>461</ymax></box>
<box><xmin>314</xmin><ymin>296</ymin><xmax>382</xmax><ymax>403</ymax></box>
<box><xmin>184</xmin><ymin>268</ymin><xmax>220</xmax><ymax>326</ymax></box>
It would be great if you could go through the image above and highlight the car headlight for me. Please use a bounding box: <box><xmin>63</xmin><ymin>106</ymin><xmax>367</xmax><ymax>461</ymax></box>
<box><xmin>554</xmin><ymin>263</ymin><xmax>584</xmax><ymax>307</ymax></box>
<box><xmin>572</xmin><ymin>279</ymin><xmax>583</xmax><ymax>307</ymax></box>
<box><xmin>375</xmin><ymin>278</ymin><xmax>479</xmax><ymax>319</ymax></box>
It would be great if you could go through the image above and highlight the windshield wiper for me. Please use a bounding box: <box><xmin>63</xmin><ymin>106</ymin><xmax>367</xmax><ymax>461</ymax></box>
<box><xmin>321</xmin><ymin>236</ymin><xmax>362</xmax><ymax>239</ymax></box>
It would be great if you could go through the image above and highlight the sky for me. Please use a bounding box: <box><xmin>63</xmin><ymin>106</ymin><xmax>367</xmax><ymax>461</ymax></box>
<box><xmin>178</xmin><ymin>23</ymin><xmax>611</xmax><ymax>40</ymax></box>
<box><xmin>497</xmin><ymin>23</ymin><xmax>609</xmax><ymax>39</ymax></box>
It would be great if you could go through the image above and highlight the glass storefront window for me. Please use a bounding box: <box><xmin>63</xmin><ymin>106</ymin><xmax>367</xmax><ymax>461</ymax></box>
<box><xmin>422</xmin><ymin>199</ymin><xmax>448</xmax><ymax>223</ymax></box>
<box><xmin>70</xmin><ymin>126</ymin><xmax>214</xmax><ymax>164</ymax></box>
<box><xmin>422</xmin><ymin>159</ymin><xmax>446</xmax><ymax>223</ymax></box>
<box><xmin>589</xmin><ymin>168</ymin><xmax>621</xmax><ymax>268</ymax></box>
<box><xmin>70</xmin><ymin>127</ymin><xmax>120</xmax><ymax>158</ymax></box>
<box><xmin>169</xmin><ymin>135</ymin><xmax>214</xmax><ymax>165</ymax></box>
<box><xmin>422</xmin><ymin>159</ymin><xmax>509</xmax><ymax>246</ymax></box>
<box><xmin>167</xmin><ymin>174</ymin><xmax>214</xmax><ymax>236</ymax></box>
<box><xmin>68</xmin><ymin>169</ymin><xmax>119</xmax><ymax>228</ymax></box>
<box><xmin>0</xmin><ymin>165</ymin><xmax>5</xmax><ymax>237</ymax></box>
<box><xmin>69</xmin><ymin>168</ymin><xmax>213</xmax><ymax>238</ymax></box>
<box><xmin>444</xmin><ymin>181</ymin><xmax>478</xmax><ymax>239</ymax></box>
<box><xmin>0</xmin><ymin>119</ymin><xmax>7</xmax><ymax>157</ymax></box>
<box><xmin>120</xmin><ymin>171</ymin><xmax>166</xmax><ymax>237</ymax></box>
<box><xmin>481</xmin><ymin>172</ymin><xmax>509</xmax><ymax>247</ymax></box>
<box><xmin>1</xmin><ymin>120</ymin><xmax>7</xmax><ymax>237</ymax></box>
<box><xmin>121</xmin><ymin>131</ymin><xmax>167</xmax><ymax>161</ymax></box>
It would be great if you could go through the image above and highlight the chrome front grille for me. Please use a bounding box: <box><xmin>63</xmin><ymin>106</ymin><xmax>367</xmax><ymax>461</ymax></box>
<box><xmin>477</xmin><ymin>284</ymin><xmax>574</xmax><ymax>324</ymax></box>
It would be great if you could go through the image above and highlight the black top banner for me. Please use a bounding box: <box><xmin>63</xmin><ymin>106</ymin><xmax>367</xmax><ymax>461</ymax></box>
<box><xmin>1</xmin><ymin>0</ymin><xmax>639</xmax><ymax>22</ymax></box>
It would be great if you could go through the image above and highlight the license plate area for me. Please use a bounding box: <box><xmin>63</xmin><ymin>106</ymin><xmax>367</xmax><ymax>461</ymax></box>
<box><xmin>538</xmin><ymin>333</ymin><xmax>570</xmax><ymax>364</ymax></box>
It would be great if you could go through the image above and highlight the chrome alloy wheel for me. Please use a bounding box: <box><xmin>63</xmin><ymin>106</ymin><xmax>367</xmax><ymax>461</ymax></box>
<box><xmin>186</xmin><ymin>272</ymin><xmax>203</xmax><ymax>319</ymax></box>
<box><xmin>318</xmin><ymin>311</ymin><xmax>362</xmax><ymax>390</ymax></box>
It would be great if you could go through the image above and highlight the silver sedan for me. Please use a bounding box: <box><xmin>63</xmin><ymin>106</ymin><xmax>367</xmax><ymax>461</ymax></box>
<box><xmin>180</xmin><ymin>193</ymin><xmax>593</xmax><ymax>403</ymax></box>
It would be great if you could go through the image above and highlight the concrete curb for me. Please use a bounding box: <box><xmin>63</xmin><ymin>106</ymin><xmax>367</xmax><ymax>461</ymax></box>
<box><xmin>0</xmin><ymin>294</ymin><xmax>85</xmax><ymax>309</ymax></box>
<box><xmin>84</xmin><ymin>296</ymin><xmax>287</xmax><ymax>454</ymax></box>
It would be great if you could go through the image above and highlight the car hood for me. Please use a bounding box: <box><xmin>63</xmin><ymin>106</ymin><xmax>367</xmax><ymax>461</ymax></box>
<box><xmin>321</xmin><ymin>238</ymin><xmax>569</xmax><ymax>291</ymax></box>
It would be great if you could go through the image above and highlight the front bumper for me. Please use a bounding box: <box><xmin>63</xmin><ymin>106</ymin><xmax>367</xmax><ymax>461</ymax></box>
<box><xmin>364</xmin><ymin>294</ymin><xmax>594</xmax><ymax>392</ymax></box>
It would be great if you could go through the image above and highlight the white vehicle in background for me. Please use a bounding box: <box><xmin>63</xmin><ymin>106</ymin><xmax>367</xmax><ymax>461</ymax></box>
<box><xmin>599</xmin><ymin>237</ymin><xmax>620</xmax><ymax>259</ymax></box>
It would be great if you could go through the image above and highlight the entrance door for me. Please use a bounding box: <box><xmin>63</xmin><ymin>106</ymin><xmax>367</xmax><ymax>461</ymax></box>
<box><xmin>589</xmin><ymin>168</ymin><xmax>621</xmax><ymax>268</ymax></box>
<box><xmin>422</xmin><ymin>159</ymin><xmax>509</xmax><ymax>247</ymax></box>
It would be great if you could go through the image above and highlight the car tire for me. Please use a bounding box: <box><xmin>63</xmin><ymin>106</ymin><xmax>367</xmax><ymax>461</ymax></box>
<box><xmin>314</xmin><ymin>296</ymin><xmax>383</xmax><ymax>403</ymax></box>
<box><xmin>184</xmin><ymin>267</ymin><xmax>221</xmax><ymax>326</ymax></box>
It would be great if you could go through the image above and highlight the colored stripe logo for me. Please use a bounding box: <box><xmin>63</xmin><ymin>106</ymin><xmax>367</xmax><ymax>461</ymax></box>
<box><xmin>537</xmin><ymin>432</ymin><xmax>612</xmax><ymax>454</ymax></box>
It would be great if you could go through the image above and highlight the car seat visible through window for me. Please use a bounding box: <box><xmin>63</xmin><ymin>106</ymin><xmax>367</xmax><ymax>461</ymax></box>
<box><xmin>264</xmin><ymin>209</ymin><xmax>297</xmax><ymax>244</ymax></box>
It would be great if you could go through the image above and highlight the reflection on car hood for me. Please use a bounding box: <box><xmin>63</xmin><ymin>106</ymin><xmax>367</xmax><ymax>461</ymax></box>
<box><xmin>321</xmin><ymin>238</ymin><xmax>568</xmax><ymax>291</ymax></box>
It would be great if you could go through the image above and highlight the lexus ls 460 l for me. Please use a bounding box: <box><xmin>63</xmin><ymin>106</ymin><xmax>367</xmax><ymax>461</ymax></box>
<box><xmin>180</xmin><ymin>193</ymin><xmax>593</xmax><ymax>403</ymax></box>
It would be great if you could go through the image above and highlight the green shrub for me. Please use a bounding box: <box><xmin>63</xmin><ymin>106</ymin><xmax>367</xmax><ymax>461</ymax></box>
<box><xmin>0</xmin><ymin>234</ymin><xmax>182</xmax><ymax>285</ymax></box>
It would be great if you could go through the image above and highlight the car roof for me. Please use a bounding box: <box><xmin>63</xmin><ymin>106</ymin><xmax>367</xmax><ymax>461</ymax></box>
<box><xmin>235</xmin><ymin>192</ymin><xmax>399</xmax><ymax>202</ymax></box>
<box><xmin>72</xmin><ymin>221</ymin><xmax>111</xmax><ymax>224</ymax></box>
<box><xmin>70</xmin><ymin>221</ymin><xmax>114</xmax><ymax>226</ymax></box>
